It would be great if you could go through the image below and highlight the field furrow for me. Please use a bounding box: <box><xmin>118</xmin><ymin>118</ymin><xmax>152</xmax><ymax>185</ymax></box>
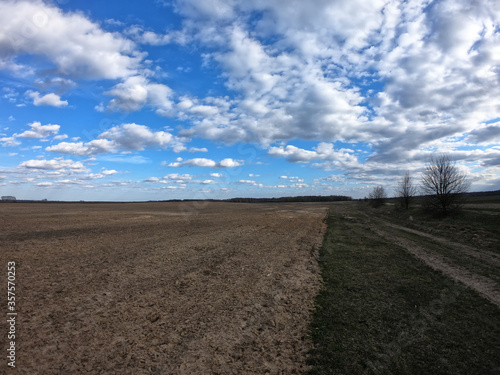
<box><xmin>0</xmin><ymin>202</ymin><xmax>327</xmax><ymax>375</ymax></box>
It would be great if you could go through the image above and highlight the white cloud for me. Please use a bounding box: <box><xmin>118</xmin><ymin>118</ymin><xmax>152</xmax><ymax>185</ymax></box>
<box><xmin>0</xmin><ymin>136</ymin><xmax>20</xmax><ymax>147</ymax></box>
<box><xmin>238</xmin><ymin>179</ymin><xmax>256</xmax><ymax>185</ymax></box>
<box><xmin>99</xmin><ymin>123</ymin><xmax>173</xmax><ymax>150</ymax></box>
<box><xmin>46</xmin><ymin>123</ymin><xmax>183</xmax><ymax>156</ymax></box>
<box><xmin>187</xmin><ymin>147</ymin><xmax>208</xmax><ymax>152</ymax></box>
<box><xmin>168</xmin><ymin>0</ymin><xmax>500</xmax><ymax>170</ymax></box>
<box><xmin>20</xmin><ymin>158</ymin><xmax>87</xmax><ymax>172</ymax></box>
<box><xmin>169</xmin><ymin>158</ymin><xmax>216</xmax><ymax>168</ymax></box>
<box><xmin>168</xmin><ymin>157</ymin><xmax>242</xmax><ymax>168</ymax></box>
<box><xmin>0</xmin><ymin>0</ymin><xmax>141</xmax><ymax>79</ymax></box>
<box><xmin>104</xmin><ymin>76</ymin><xmax>173</xmax><ymax>115</ymax></box>
<box><xmin>269</xmin><ymin>143</ymin><xmax>358</xmax><ymax>165</ymax></box>
<box><xmin>1</xmin><ymin>0</ymin><xmax>499</xmax><ymax>195</ymax></box>
<box><xmin>101</xmin><ymin>169</ymin><xmax>118</xmax><ymax>175</ymax></box>
<box><xmin>17</xmin><ymin>121</ymin><xmax>60</xmax><ymax>138</ymax></box>
<box><xmin>45</xmin><ymin>141</ymin><xmax>114</xmax><ymax>156</ymax></box>
<box><xmin>164</xmin><ymin>173</ymin><xmax>193</xmax><ymax>180</ymax></box>
<box><xmin>218</xmin><ymin>158</ymin><xmax>242</xmax><ymax>168</ymax></box>
<box><xmin>26</xmin><ymin>91</ymin><xmax>68</xmax><ymax>107</ymax></box>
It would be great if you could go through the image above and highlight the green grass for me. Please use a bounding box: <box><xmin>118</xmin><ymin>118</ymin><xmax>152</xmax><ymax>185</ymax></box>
<box><xmin>377</xmin><ymin>224</ymin><xmax>500</xmax><ymax>284</ymax></box>
<box><xmin>366</xmin><ymin>203</ymin><xmax>500</xmax><ymax>253</ymax></box>
<box><xmin>306</xmin><ymin>211</ymin><xmax>500</xmax><ymax>375</ymax></box>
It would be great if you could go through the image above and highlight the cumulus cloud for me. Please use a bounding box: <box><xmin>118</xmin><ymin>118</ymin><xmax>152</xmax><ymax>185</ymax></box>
<box><xmin>168</xmin><ymin>157</ymin><xmax>242</xmax><ymax>168</ymax></box>
<box><xmin>46</xmin><ymin>123</ymin><xmax>183</xmax><ymax>156</ymax></box>
<box><xmin>169</xmin><ymin>0</ymin><xmax>500</xmax><ymax>168</ymax></box>
<box><xmin>269</xmin><ymin>143</ymin><xmax>359</xmax><ymax>165</ymax></box>
<box><xmin>46</xmin><ymin>140</ymin><xmax>115</xmax><ymax>156</ymax></box>
<box><xmin>0</xmin><ymin>0</ymin><xmax>141</xmax><ymax>79</ymax></box>
<box><xmin>104</xmin><ymin>76</ymin><xmax>173</xmax><ymax>114</ymax></box>
<box><xmin>17</xmin><ymin>121</ymin><xmax>60</xmax><ymax>139</ymax></box>
<box><xmin>238</xmin><ymin>179</ymin><xmax>256</xmax><ymax>185</ymax></box>
<box><xmin>187</xmin><ymin>147</ymin><xmax>208</xmax><ymax>153</ymax></box>
<box><xmin>168</xmin><ymin>158</ymin><xmax>216</xmax><ymax>168</ymax></box>
<box><xmin>164</xmin><ymin>173</ymin><xmax>193</xmax><ymax>180</ymax></box>
<box><xmin>36</xmin><ymin>182</ymin><xmax>53</xmax><ymax>187</ymax></box>
<box><xmin>0</xmin><ymin>136</ymin><xmax>21</xmax><ymax>147</ymax></box>
<box><xmin>101</xmin><ymin>169</ymin><xmax>118</xmax><ymax>175</ymax></box>
<box><xmin>20</xmin><ymin>158</ymin><xmax>88</xmax><ymax>172</ymax></box>
<box><xmin>26</xmin><ymin>91</ymin><xmax>68</xmax><ymax>107</ymax></box>
<box><xmin>2</xmin><ymin>0</ymin><xmax>499</xmax><ymax>194</ymax></box>
<box><xmin>218</xmin><ymin>158</ymin><xmax>242</xmax><ymax>168</ymax></box>
<box><xmin>99</xmin><ymin>123</ymin><xmax>173</xmax><ymax>150</ymax></box>
<box><xmin>1</xmin><ymin>121</ymin><xmax>60</xmax><ymax>146</ymax></box>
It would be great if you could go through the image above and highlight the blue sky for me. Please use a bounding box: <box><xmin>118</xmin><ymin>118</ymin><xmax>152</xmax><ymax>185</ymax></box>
<box><xmin>0</xmin><ymin>0</ymin><xmax>499</xmax><ymax>201</ymax></box>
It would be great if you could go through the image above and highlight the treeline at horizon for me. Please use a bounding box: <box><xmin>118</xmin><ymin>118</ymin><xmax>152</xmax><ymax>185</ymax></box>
<box><xmin>226</xmin><ymin>195</ymin><xmax>353</xmax><ymax>203</ymax></box>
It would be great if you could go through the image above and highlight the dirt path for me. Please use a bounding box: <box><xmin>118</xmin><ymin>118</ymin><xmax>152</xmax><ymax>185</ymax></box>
<box><xmin>381</xmin><ymin>221</ymin><xmax>500</xmax><ymax>266</ymax></box>
<box><xmin>0</xmin><ymin>202</ymin><xmax>328</xmax><ymax>374</ymax></box>
<box><xmin>368</xmin><ymin>220</ymin><xmax>500</xmax><ymax>309</ymax></box>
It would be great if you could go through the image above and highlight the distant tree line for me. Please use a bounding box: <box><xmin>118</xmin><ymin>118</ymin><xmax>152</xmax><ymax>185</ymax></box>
<box><xmin>227</xmin><ymin>195</ymin><xmax>352</xmax><ymax>203</ymax></box>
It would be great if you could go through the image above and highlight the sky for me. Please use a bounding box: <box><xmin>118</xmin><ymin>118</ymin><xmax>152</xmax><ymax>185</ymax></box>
<box><xmin>0</xmin><ymin>0</ymin><xmax>499</xmax><ymax>201</ymax></box>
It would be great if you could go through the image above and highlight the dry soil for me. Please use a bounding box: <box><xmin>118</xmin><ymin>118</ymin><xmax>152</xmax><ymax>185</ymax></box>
<box><xmin>0</xmin><ymin>201</ymin><xmax>328</xmax><ymax>374</ymax></box>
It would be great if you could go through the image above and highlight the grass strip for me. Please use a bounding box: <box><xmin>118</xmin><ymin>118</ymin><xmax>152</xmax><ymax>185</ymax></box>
<box><xmin>378</xmin><ymin>224</ymin><xmax>500</xmax><ymax>285</ymax></box>
<box><xmin>306</xmin><ymin>212</ymin><xmax>500</xmax><ymax>375</ymax></box>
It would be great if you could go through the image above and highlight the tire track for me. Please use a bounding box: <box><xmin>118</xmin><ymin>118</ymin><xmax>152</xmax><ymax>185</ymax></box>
<box><xmin>381</xmin><ymin>220</ymin><xmax>500</xmax><ymax>266</ymax></box>
<box><xmin>367</xmin><ymin>222</ymin><xmax>500</xmax><ymax>309</ymax></box>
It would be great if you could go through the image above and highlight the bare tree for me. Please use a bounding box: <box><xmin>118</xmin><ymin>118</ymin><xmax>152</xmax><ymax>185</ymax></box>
<box><xmin>368</xmin><ymin>186</ymin><xmax>387</xmax><ymax>207</ymax></box>
<box><xmin>420</xmin><ymin>154</ymin><xmax>470</xmax><ymax>214</ymax></box>
<box><xmin>395</xmin><ymin>171</ymin><xmax>417</xmax><ymax>209</ymax></box>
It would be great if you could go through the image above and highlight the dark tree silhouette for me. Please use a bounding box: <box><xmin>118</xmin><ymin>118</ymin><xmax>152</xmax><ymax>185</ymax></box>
<box><xmin>368</xmin><ymin>186</ymin><xmax>387</xmax><ymax>207</ymax></box>
<box><xmin>421</xmin><ymin>154</ymin><xmax>470</xmax><ymax>214</ymax></box>
<box><xmin>395</xmin><ymin>171</ymin><xmax>417</xmax><ymax>209</ymax></box>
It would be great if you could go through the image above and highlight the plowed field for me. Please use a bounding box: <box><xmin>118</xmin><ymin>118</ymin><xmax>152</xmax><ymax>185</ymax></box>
<box><xmin>0</xmin><ymin>202</ymin><xmax>328</xmax><ymax>374</ymax></box>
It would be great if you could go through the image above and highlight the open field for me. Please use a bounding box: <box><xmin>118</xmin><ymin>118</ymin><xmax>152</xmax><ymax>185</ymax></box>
<box><xmin>307</xmin><ymin>201</ymin><xmax>500</xmax><ymax>374</ymax></box>
<box><xmin>2</xmin><ymin>198</ymin><xmax>500</xmax><ymax>374</ymax></box>
<box><xmin>0</xmin><ymin>202</ymin><xmax>328</xmax><ymax>374</ymax></box>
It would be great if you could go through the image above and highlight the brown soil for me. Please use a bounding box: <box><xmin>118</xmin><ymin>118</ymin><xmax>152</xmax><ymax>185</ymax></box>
<box><xmin>0</xmin><ymin>202</ymin><xmax>328</xmax><ymax>374</ymax></box>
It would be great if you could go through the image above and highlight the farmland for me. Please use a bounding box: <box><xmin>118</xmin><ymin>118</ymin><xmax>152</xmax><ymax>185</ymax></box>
<box><xmin>1</xmin><ymin>198</ymin><xmax>500</xmax><ymax>374</ymax></box>
<box><xmin>0</xmin><ymin>201</ymin><xmax>328</xmax><ymax>374</ymax></box>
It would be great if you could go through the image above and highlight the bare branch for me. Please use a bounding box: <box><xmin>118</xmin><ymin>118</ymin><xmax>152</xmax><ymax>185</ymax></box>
<box><xmin>420</xmin><ymin>154</ymin><xmax>470</xmax><ymax>214</ymax></box>
<box><xmin>395</xmin><ymin>171</ymin><xmax>417</xmax><ymax>209</ymax></box>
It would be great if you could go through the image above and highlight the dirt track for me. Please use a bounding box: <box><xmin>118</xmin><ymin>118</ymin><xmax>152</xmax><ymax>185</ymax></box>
<box><xmin>0</xmin><ymin>202</ymin><xmax>328</xmax><ymax>374</ymax></box>
<box><xmin>326</xmin><ymin>203</ymin><xmax>500</xmax><ymax>309</ymax></box>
